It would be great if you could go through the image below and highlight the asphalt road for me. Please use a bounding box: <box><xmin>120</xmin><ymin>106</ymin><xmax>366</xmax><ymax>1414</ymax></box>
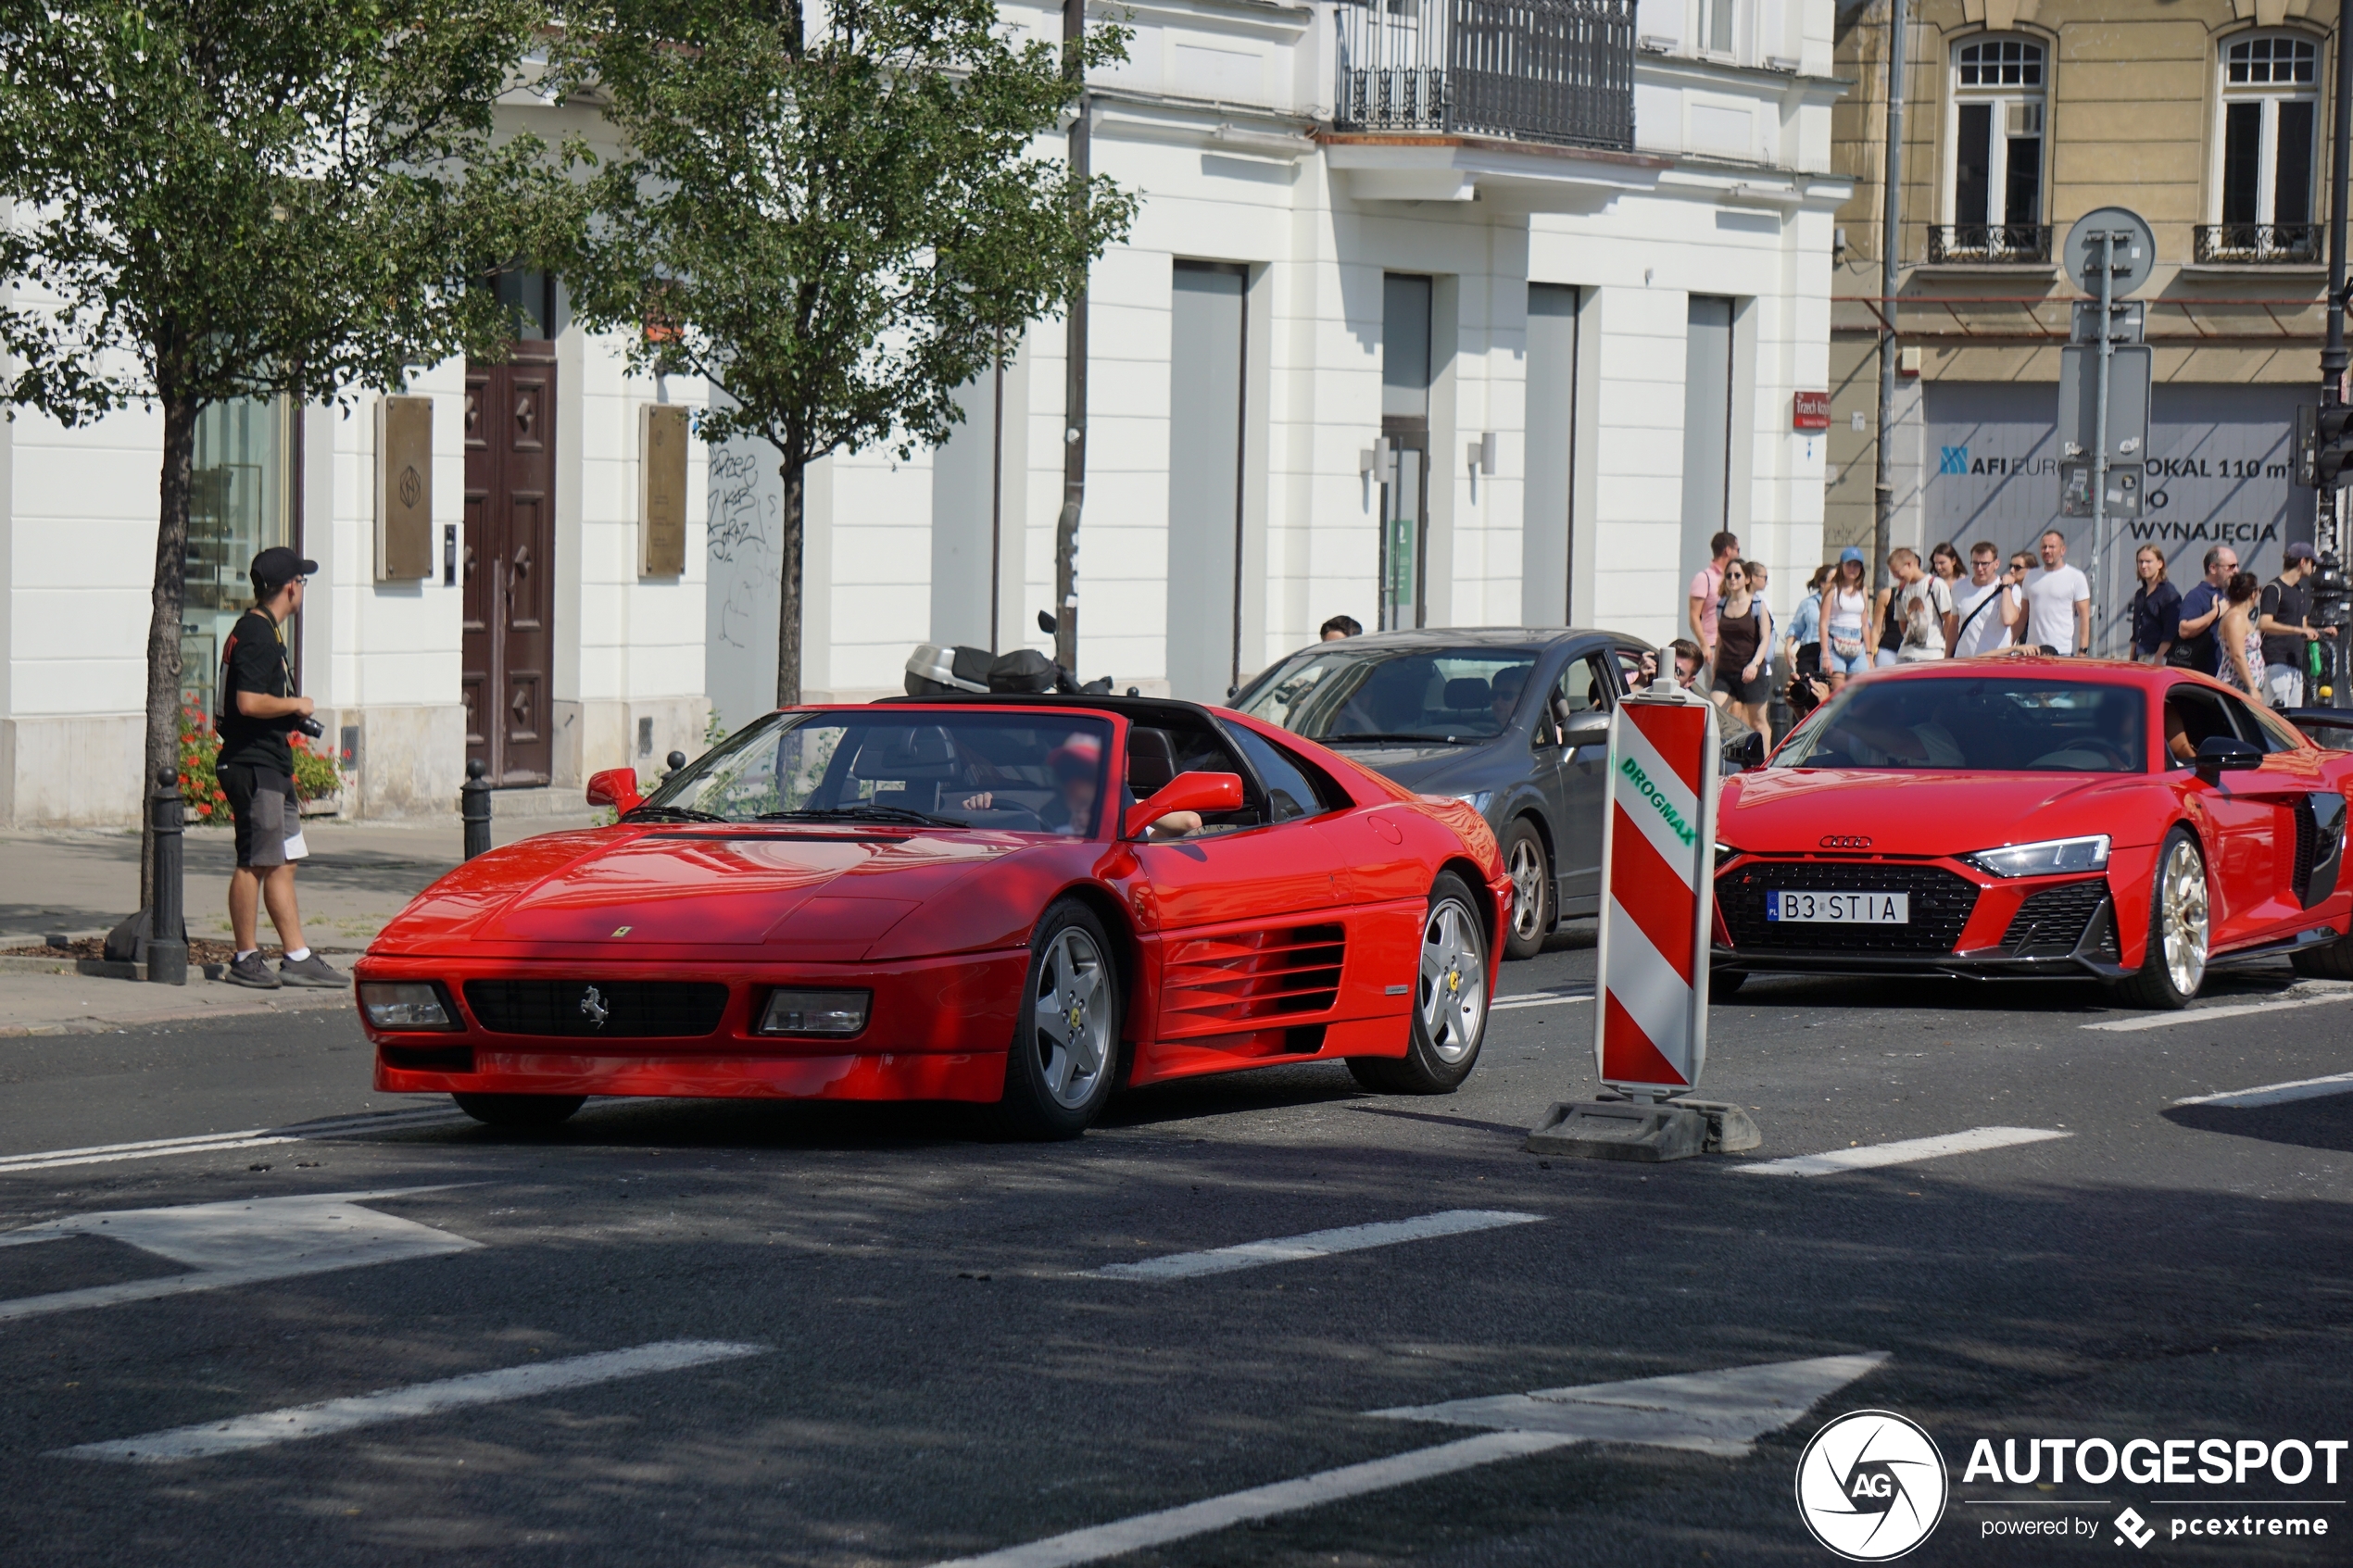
<box><xmin>3</xmin><ymin>934</ymin><xmax>2349</xmax><ymax>1566</ymax></box>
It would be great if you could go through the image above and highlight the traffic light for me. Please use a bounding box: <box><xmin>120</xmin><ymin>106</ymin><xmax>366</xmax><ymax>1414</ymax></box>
<box><xmin>2316</xmin><ymin>405</ymin><xmax>2353</xmax><ymax>488</ymax></box>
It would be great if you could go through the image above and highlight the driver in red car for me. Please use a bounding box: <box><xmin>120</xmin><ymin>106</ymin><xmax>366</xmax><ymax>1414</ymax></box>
<box><xmin>963</xmin><ymin>734</ymin><xmax>1204</xmax><ymax>837</ymax></box>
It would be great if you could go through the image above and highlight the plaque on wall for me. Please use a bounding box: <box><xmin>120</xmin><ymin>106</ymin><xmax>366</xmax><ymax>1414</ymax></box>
<box><xmin>375</xmin><ymin>395</ymin><xmax>434</xmax><ymax>581</ymax></box>
<box><xmin>640</xmin><ymin>403</ymin><xmax>689</xmax><ymax>577</ymax></box>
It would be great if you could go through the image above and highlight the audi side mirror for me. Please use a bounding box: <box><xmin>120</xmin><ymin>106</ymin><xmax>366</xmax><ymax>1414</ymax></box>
<box><xmin>1124</xmin><ymin>771</ymin><xmax>1244</xmax><ymax>838</ymax></box>
<box><xmin>2194</xmin><ymin>735</ymin><xmax>2262</xmax><ymax>776</ymax></box>
<box><xmin>586</xmin><ymin>767</ymin><xmax>643</xmax><ymax>814</ymax></box>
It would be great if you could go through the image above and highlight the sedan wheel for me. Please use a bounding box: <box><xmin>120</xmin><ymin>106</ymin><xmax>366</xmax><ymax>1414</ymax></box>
<box><xmin>998</xmin><ymin>899</ymin><xmax>1123</xmax><ymax>1137</ymax></box>
<box><xmin>2111</xmin><ymin>829</ymin><xmax>2208</xmax><ymax>1010</ymax></box>
<box><xmin>1499</xmin><ymin>818</ymin><xmax>1553</xmax><ymax>960</ymax></box>
<box><xmin>1349</xmin><ymin>872</ymin><xmax>1490</xmax><ymax>1095</ymax></box>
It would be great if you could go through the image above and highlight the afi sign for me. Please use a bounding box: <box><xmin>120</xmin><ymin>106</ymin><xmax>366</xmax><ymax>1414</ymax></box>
<box><xmin>1592</xmin><ymin>688</ymin><xmax>1720</xmax><ymax>1095</ymax></box>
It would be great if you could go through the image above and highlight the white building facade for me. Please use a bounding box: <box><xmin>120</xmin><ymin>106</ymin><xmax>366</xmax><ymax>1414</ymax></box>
<box><xmin>0</xmin><ymin>0</ymin><xmax>1846</xmax><ymax>826</ymax></box>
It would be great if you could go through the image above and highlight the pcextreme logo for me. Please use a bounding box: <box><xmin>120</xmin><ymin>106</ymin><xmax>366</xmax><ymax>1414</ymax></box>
<box><xmin>1796</xmin><ymin>1411</ymin><xmax>1950</xmax><ymax>1561</ymax></box>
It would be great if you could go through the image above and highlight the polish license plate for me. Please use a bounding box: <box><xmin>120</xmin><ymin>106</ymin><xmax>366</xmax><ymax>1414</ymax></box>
<box><xmin>1766</xmin><ymin>891</ymin><xmax>1909</xmax><ymax>924</ymax></box>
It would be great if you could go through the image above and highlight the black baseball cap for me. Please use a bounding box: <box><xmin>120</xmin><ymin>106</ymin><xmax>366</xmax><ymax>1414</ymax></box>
<box><xmin>249</xmin><ymin>546</ymin><xmax>319</xmax><ymax>592</ymax></box>
<box><xmin>2285</xmin><ymin>541</ymin><xmax>2318</xmax><ymax>564</ymax></box>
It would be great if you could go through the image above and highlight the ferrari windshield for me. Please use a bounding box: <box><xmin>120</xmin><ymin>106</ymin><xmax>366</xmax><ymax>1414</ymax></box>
<box><xmin>635</xmin><ymin>710</ymin><xmax>1116</xmax><ymax>834</ymax></box>
<box><xmin>1772</xmin><ymin>677</ymin><xmax>2146</xmax><ymax>773</ymax></box>
<box><xmin>1237</xmin><ymin>646</ymin><xmax>1539</xmax><ymax>742</ymax></box>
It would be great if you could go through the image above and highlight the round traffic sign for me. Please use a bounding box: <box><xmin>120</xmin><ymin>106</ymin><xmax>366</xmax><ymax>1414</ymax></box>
<box><xmin>2063</xmin><ymin>207</ymin><xmax>2158</xmax><ymax>298</ymax></box>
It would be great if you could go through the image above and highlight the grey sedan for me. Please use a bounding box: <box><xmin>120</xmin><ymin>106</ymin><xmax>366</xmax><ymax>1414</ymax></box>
<box><xmin>1232</xmin><ymin>628</ymin><xmax>1759</xmax><ymax>960</ymax></box>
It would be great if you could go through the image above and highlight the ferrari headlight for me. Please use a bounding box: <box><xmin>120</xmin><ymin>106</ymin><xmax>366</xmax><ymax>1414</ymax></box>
<box><xmin>758</xmin><ymin>988</ymin><xmax>871</xmax><ymax>1036</ymax></box>
<box><xmin>358</xmin><ymin>981</ymin><xmax>458</xmax><ymax>1032</ymax></box>
<box><xmin>1453</xmin><ymin>791</ymin><xmax>1493</xmax><ymax>814</ymax></box>
<box><xmin>1964</xmin><ymin>834</ymin><xmax>2110</xmax><ymax>878</ymax></box>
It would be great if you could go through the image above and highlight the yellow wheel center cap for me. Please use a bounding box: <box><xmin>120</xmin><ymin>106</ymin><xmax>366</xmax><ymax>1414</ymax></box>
<box><xmin>1447</xmin><ymin>970</ymin><xmax>1460</xmax><ymax>994</ymax></box>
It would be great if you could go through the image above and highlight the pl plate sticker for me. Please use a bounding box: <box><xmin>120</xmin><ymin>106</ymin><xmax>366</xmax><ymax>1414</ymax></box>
<box><xmin>1796</xmin><ymin>1409</ymin><xmax>1949</xmax><ymax>1561</ymax></box>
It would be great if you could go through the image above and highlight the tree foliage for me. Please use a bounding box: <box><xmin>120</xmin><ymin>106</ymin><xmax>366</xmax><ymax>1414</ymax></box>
<box><xmin>556</xmin><ymin>0</ymin><xmax>1134</xmax><ymax>703</ymax></box>
<box><xmin>0</xmin><ymin>0</ymin><xmax>576</xmax><ymax>904</ymax></box>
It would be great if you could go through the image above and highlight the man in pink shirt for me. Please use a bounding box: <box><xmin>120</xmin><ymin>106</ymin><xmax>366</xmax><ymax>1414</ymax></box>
<box><xmin>1687</xmin><ymin>530</ymin><xmax>1740</xmax><ymax>666</ymax></box>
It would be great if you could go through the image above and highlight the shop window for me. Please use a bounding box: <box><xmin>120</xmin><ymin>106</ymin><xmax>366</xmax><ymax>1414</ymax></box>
<box><xmin>182</xmin><ymin>399</ymin><xmax>296</xmax><ymax>718</ymax></box>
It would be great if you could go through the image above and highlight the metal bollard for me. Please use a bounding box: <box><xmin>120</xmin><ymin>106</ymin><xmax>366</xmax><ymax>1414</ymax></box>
<box><xmin>664</xmin><ymin>749</ymin><xmax>686</xmax><ymax>777</ymax></box>
<box><xmin>461</xmin><ymin>758</ymin><xmax>492</xmax><ymax>860</ymax></box>
<box><xmin>148</xmin><ymin>765</ymin><xmax>188</xmax><ymax>986</ymax></box>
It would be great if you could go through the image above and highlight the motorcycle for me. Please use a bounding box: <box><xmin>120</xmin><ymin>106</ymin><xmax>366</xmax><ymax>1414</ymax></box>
<box><xmin>904</xmin><ymin>612</ymin><xmax>1114</xmax><ymax>699</ymax></box>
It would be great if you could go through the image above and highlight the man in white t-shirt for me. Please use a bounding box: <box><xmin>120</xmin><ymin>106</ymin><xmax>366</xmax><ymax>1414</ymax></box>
<box><xmin>1948</xmin><ymin>540</ymin><xmax>2015</xmax><ymax>658</ymax></box>
<box><xmin>2021</xmin><ymin>529</ymin><xmax>2092</xmax><ymax>655</ymax></box>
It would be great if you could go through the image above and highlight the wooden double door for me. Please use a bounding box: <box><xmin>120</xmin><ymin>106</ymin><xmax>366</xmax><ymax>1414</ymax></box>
<box><xmin>463</xmin><ymin>345</ymin><xmax>557</xmax><ymax>785</ymax></box>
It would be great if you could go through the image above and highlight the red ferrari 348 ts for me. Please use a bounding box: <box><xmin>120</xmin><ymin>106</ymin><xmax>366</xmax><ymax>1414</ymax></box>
<box><xmin>1712</xmin><ymin>659</ymin><xmax>2353</xmax><ymax>1008</ymax></box>
<box><xmin>356</xmin><ymin>696</ymin><xmax>1511</xmax><ymax>1135</ymax></box>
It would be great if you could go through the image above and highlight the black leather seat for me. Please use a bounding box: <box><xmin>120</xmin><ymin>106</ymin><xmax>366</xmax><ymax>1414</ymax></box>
<box><xmin>1127</xmin><ymin>728</ymin><xmax>1178</xmax><ymax>795</ymax></box>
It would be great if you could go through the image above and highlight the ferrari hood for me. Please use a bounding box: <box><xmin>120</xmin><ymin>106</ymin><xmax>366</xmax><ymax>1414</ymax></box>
<box><xmin>1718</xmin><ymin>770</ymin><xmax>2156</xmax><ymax>858</ymax></box>
<box><xmin>377</xmin><ymin>827</ymin><xmax>1013</xmax><ymax>951</ymax></box>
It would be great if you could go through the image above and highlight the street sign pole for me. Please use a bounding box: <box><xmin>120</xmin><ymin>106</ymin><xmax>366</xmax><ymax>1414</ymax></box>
<box><xmin>1525</xmin><ymin>671</ymin><xmax>1760</xmax><ymax>1163</ymax></box>
<box><xmin>2092</xmin><ymin>229</ymin><xmax>2115</xmax><ymax>655</ymax></box>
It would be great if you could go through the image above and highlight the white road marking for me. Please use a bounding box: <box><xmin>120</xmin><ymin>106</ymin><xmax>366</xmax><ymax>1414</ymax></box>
<box><xmin>1491</xmin><ymin>991</ymin><xmax>1593</xmax><ymax>1012</ymax></box>
<box><xmin>923</xmin><ymin>1354</ymin><xmax>1885</xmax><ymax>1568</ymax></box>
<box><xmin>0</xmin><ymin>1107</ymin><xmax>472</xmax><ymax>1175</ymax></box>
<box><xmin>2082</xmin><ymin>988</ymin><xmax>2353</xmax><ymax>1034</ymax></box>
<box><xmin>0</xmin><ymin>1188</ymin><xmax>476</xmax><ymax>1321</ymax></box>
<box><xmin>2173</xmin><ymin>1071</ymin><xmax>2353</xmax><ymax>1109</ymax></box>
<box><xmin>52</xmin><ymin>1340</ymin><xmax>765</xmax><ymax>1462</ymax></box>
<box><xmin>1083</xmin><ymin>1210</ymin><xmax>1542</xmax><ymax>1282</ymax></box>
<box><xmin>1731</xmin><ymin>1126</ymin><xmax>2070</xmax><ymax>1178</ymax></box>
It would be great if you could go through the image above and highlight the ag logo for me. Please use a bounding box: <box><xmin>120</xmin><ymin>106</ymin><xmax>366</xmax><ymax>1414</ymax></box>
<box><xmin>1795</xmin><ymin>1410</ymin><xmax>1947</xmax><ymax>1561</ymax></box>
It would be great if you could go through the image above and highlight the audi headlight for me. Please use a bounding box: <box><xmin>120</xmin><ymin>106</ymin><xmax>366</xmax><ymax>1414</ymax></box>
<box><xmin>1964</xmin><ymin>834</ymin><xmax>2110</xmax><ymax>878</ymax></box>
<box><xmin>358</xmin><ymin>981</ymin><xmax>459</xmax><ymax>1032</ymax></box>
<box><xmin>1453</xmin><ymin>791</ymin><xmax>1494</xmax><ymax>815</ymax></box>
<box><xmin>758</xmin><ymin>988</ymin><xmax>871</xmax><ymax>1036</ymax></box>
<box><xmin>1715</xmin><ymin>841</ymin><xmax>1740</xmax><ymax>869</ymax></box>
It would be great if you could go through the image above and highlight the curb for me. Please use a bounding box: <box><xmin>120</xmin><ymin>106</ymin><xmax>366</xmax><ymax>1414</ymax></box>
<box><xmin>0</xmin><ymin>989</ymin><xmax>355</xmax><ymax>1038</ymax></box>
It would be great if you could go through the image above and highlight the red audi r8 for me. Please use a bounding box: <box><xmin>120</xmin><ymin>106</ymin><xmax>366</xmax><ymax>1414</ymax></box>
<box><xmin>355</xmin><ymin>696</ymin><xmax>1511</xmax><ymax>1135</ymax></box>
<box><xmin>1710</xmin><ymin>659</ymin><xmax>2353</xmax><ymax>1007</ymax></box>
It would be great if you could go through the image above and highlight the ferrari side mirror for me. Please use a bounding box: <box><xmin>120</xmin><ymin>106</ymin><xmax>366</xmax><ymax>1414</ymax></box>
<box><xmin>586</xmin><ymin>766</ymin><xmax>643</xmax><ymax>814</ymax></box>
<box><xmin>2194</xmin><ymin>735</ymin><xmax>2262</xmax><ymax>776</ymax></box>
<box><xmin>1124</xmin><ymin>771</ymin><xmax>1244</xmax><ymax>838</ymax></box>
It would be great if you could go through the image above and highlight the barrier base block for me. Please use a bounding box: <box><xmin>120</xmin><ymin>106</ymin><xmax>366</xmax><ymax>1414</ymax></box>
<box><xmin>1524</xmin><ymin>1098</ymin><xmax>1762</xmax><ymax>1161</ymax></box>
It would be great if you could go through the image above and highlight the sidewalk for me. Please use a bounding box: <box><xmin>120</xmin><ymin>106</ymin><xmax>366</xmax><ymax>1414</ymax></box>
<box><xmin>0</xmin><ymin>804</ymin><xmax>602</xmax><ymax>1036</ymax></box>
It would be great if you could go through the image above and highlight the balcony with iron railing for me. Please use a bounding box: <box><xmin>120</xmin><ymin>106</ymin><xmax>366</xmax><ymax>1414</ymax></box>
<box><xmin>1923</xmin><ymin>224</ymin><xmax>2053</xmax><ymax>265</ymax></box>
<box><xmin>1333</xmin><ymin>0</ymin><xmax>1636</xmax><ymax>151</ymax></box>
<box><xmin>2193</xmin><ymin>223</ymin><xmax>2322</xmax><ymax>265</ymax></box>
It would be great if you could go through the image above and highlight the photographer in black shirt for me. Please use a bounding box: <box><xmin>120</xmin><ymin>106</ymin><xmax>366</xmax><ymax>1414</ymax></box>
<box><xmin>216</xmin><ymin>547</ymin><xmax>345</xmax><ymax>989</ymax></box>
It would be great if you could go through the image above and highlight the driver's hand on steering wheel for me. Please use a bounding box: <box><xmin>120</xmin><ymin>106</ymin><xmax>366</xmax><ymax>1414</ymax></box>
<box><xmin>960</xmin><ymin>791</ymin><xmax>993</xmax><ymax>810</ymax></box>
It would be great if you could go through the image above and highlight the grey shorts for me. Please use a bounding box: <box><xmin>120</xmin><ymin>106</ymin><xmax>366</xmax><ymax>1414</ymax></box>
<box><xmin>221</xmin><ymin>764</ymin><xmax>297</xmax><ymax>869</ymax></box>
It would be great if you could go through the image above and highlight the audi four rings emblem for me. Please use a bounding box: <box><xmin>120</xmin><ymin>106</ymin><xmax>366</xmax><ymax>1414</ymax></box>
<box><xmin>1820</xmin><ymin>834</ymin><xmax>1873</xmax><ymax>850</ymax></box>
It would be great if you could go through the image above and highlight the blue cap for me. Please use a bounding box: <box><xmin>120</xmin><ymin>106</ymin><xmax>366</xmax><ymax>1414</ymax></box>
<box><xmin>1838</xmin><ymin>546</ymin><xmax>1865</xmax><ymax>564</ymax></box>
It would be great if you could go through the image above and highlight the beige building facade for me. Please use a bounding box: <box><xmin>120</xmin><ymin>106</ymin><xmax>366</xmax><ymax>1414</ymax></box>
<box><xmin>1826</xmin><ymin>0</ymin><xmax>2337</xmax><ymax>648</ymax></box>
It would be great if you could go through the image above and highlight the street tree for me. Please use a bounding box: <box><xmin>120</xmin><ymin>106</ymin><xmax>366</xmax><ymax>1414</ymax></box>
<box><xmin>0</xmin><ymin>0</ymin><xmax>579</xmax><ymax>909</ymax></box>
<box><xmin>556</xmin><ymin>0</ymin><xmax>1134</xmax><ymax>705</ymax></box>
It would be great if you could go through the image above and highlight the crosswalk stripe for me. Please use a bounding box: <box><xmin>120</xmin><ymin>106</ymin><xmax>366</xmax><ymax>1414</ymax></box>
<box><xmin>2172</xmin><ymin>1070</ymin><xmax>2353</xmax><ymax>1109</ymax></box>
<box><xmin>1082</xmin><ymin>1210</ymin><xmax>1542</xmax><ymax>1281</ymax></box>
<box><xmin>2082</xmin><ymin>988</ymin><xmax>2353</xmax><ymax>1033</ymax></box>
<box><xmin>0</xmin><ymin>1109</ymin><xmax>472</xmax><ymax>1174</ymax></box>
<box><xmin>51</xmin><ymin>1340</ymin><xmax>766</xmax><ymax>1462</ymax></box>
<box><xmin>1730</xmin><ymin>1125</ymin><xmax>2070</xmax><ymax>1178</ymax></box>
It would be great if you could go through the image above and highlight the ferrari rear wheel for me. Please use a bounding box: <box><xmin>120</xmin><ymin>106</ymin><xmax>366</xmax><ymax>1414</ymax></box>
<box><xmin>451</xmin><ymin>1093</ymin><xmax>585</xmax><ymax>1129</ymax></box>
<box><xmin>2110</xmin><ymin>829</ymin><xmax>2208</xmax><ymax>1010</ymax></box>
<box><xmin>1500</xmin><ymin>818</ymin><xmax>1553</xmax><ymax>960</ymax></box>
<box><xmin>998</xmin><ymin>899</ymin><xmax>1123</xmax><ymax>1139</ymax></box>
<box><xmin>1348</xmin><ymin>872</ymin><xmax>1490</xmax><ymax>1095</ymax></box>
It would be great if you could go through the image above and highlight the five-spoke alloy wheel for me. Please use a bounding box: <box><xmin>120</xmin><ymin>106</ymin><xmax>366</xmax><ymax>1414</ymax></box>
<box><xmin>1000</xmin><ymin>898</ymin><xmax>1124</xmax><ymax>1136</ymax></box>
<box><xmin>1350</xmin><ymin>872</ymin><xmax>1491</xmax><ymax>1094</ymax></box>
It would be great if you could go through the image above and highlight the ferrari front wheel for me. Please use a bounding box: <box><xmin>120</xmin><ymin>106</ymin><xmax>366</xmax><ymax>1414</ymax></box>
<box><xmin>1349</xmin><ymin>872</ymin><xmax>1490</xmax><ymax>1095</ymax></box>
<box><xmin>999</xmin><ymin>898</ymin><xmax>1124</xmax><ymax>1139</ymax></box>
<box><xmin>2110</xmin><ymin>829</ymin><xmax>2208</xmax><ymax>1010</ymax></box>
<box><xmin>451</xmin><ymin>1093</ymin><xmax>584</xmax><ymax>1129</ymax></box>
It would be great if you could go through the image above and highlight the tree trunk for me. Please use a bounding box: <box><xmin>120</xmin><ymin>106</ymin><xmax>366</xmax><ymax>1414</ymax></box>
<box><xmin>141</xmin><ymin>393</ymin><xmax>199</xmax><ymax>912</ymax></box>
<box><xmin>774</xmin><ymin>449</ymin><xmax>805</xmax><ymax>708</ymax></box>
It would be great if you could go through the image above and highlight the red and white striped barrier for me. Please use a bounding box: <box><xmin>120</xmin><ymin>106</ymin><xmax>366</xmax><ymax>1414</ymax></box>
<box><xmin>1592</xmin><ymin>687</ymin><xmax>1720</xmax><ymax>1095</ymax></box>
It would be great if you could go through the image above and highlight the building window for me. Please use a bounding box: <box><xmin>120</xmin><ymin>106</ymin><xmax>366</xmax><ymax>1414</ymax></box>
<box><xmin>1940</xmin><ymin>36</ymin><xmax>2045</xmax><ymax>261</ymax></box>
<box><xmin>182</xmin><ymin>398</ymin><xmax>296</xmax><ymax>716</ymax></box>
<box><xmin>1699</xmin><ymin>0</ymin><xmax>1738</xmax><ymax>57</ymax></box>
<box><xmin>2201</xmin><ymin>33</ymin><xmax>2321</xmax><ymax>263</ymax></box>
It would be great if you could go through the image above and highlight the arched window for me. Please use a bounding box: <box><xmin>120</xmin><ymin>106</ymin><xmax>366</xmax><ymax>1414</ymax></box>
<box><xmin>2210</xmin><ymin>33</ymin><xmax>2321</xmax><ymax>260</ymax></box>
<box><xmin>1947</xmin><ymin>37</ymin><xmax>2045</xmax><ymax>249</ymax></box>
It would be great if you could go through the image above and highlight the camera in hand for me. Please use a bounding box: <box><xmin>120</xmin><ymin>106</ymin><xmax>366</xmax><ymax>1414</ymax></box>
<box><xmin>294</xmin><ymin>715</ymin><xmax>325</xmax><ymax>739</ymax></box>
